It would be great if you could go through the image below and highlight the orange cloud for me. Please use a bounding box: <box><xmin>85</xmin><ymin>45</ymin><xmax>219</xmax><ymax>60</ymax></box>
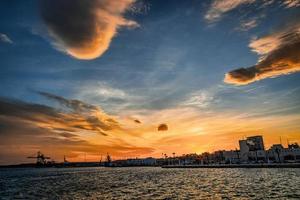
<box><xmin>225</xmin><ymin>23</ymin><xmax>300</xmax><ymax>85</ymax></box>
<box><xmin>120</xmin><ymin>107</ymin><xmax>300</xmax><ymax>157</ymax></box>
<box><xmin>40</xmin><ymin>0</ymin><xmax>137</xmax><ymax>60</ymax></box>
<box><xmin>0</xmin><ymin>92</ymin><xmax>122</xmax><ymax>138</ymax></box>
<box><xmin>283</xmin><ymin>0</ymin><xmax>300</xmax><ymax>8</ymax></box>
<box><xmin>1</xmin><ymin>94</ymin><xmax>300</xmax><ymax>164</ymax></box>
<box><xmin>0</xmin><ymin>95</ymin><xmax>155</xmax><ymax>164</ymax></box>
<box><xmin>0</xmin><ymin>115</ymin><xmax>154</xmax><ymax>164</ymax></box>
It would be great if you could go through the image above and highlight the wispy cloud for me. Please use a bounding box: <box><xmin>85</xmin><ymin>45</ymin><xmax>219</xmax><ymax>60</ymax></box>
<box><xmin>126</xmin><ymin>106</ymin><xmax>300</xmax><ymax>156</ymax></box>
<box><xmin>225</xmin><ymin>22</ymin><xmax>300</xmax><ymax>85</ymax></box>
<box><xmin>38</xmin><ymin>91</ymin><xmax>99</xmax><ymax>113</ymax></box>
<box><xmin>0</xmin><ymin>93</ymin><xmax>156</xmax><ymax>164</ymax></box>
<box><xmin>0</xmin><ymin>33</ymin><xmax>13</xmax><ymax>44</ymax></box>
<box><xmin>181</xmin><ymin>90</ymin><xmax>213</xmax><ymax>108</ymax></box>
<box><xmin>204</xmin><ymin>0</ymin><xmax>255</xmax><ymax>22</ymax></box>
<box><xmin>37</xmin><ymin>91</ymin><xmax>121</xmax><ymax>135</ymax></box>
<box><xmin>0</xmin><ymin>114</ymin><xmax>154</xmax><ymax>164</ymax></box>
<box><xmin>237</xmin><ymin>18</ymin><xmax>258</xmax><ymax>31</ymax></box>
<box><xmin>40</xmin><ymin>0</ymin><xmax>138</xmax><ymax>60</ymax></box>
<box><xmin>0</xmin><ymin>92</ymin><xmax>121</xmax><ymax>136</ymax></box>
<box><xmin>204</xmin><ymin>0</ymin><xmax>299</xmax><ymax>24</ymax></box>
<box><xmin>283</xmin><ymin>0</ymin><xmax>300</xmax><ymax>8</ymax></box>
<box><xmin>76</xmin><ymin>82</ymin><xmax>127</xmax><ymax>101</ymax></box>
<box><xmin>1</xmin><ymin>94</ymin><xmax>300</xmax><ymax>164</ymax></box>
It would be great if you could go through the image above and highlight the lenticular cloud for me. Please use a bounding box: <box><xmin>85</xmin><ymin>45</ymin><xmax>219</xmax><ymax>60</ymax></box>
<box><xmin>40</xmin><ymin>0</ymin><xmax>137</xmax><ymax>60</ymax></box>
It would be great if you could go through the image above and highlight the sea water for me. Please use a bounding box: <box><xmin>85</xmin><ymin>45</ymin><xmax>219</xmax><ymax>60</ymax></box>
<box><xmin>1</xmin><ymin>167</ymin><xmax>300</xmax><ymax>199</ymax></box>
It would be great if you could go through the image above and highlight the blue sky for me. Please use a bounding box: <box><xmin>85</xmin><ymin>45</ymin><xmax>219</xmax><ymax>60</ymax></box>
<box><xmin>0</xmin><ymin>0</ymin><xmax>300</xmax><ymax>164</ymax></box>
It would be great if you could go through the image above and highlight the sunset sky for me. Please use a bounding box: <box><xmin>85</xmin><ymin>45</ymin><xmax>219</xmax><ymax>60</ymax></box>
<box><xmin>1</xmin><ymin>0</ymin><xmax>300</xmax><ymax>165</ymax></box>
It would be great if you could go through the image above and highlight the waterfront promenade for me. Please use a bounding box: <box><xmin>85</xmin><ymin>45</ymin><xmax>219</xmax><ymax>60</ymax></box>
<box><xmin>162</xmin><ymin>163</ymin><xmax>300</xmax><ymax>168</ymax></box>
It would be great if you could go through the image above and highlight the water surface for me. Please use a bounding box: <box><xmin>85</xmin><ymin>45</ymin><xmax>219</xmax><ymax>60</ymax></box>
<box><xmin>1</xmin><ymin>167</ymin><xmax>300</xmax><ymax>199</ymax></box>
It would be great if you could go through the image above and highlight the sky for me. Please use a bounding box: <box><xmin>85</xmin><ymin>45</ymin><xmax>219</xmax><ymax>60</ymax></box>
<box><xmin>0</xmin><ymin>0</ymin><xmax>300</xmax><ymax>165</ymax></box>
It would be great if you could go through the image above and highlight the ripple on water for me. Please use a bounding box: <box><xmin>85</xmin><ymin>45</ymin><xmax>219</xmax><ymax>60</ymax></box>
<box><xmin>0</xmin><ymin>167</ymin><xmax>300</xmax><ymax>199</ymax></box>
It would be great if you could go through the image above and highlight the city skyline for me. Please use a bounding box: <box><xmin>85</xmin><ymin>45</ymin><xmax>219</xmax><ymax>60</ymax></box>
<box><xmin>1</xmin><ymin>0</ymin><xmax>300</xmax><ymax>165</ymax></box>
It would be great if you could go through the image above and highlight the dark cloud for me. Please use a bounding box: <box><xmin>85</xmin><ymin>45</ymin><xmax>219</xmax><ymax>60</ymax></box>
<box><xmin>37</xmin><ymin>91</ymin><xmax>97</xmax><ymax>113</ymax></box>
<box><xmin>58</xmin><ymin>132</ymin><xmax>78</xmax><ymax>138</ymax></box>
<box><xmin>0</xmin><ymin>95</ymin><xmax>155</xmax><ymax>164</ymax></box>
<box><xmin>37</xmin><ymin>91</ymin><xmax>120</xmax><ymax>134</ymax></box>
<box><xmin>0</xmin><ymin>97</ymin><xmax>61</xmax><ymax>122</ymax></box>
<box><xmin>40</xmin><ymin>0</ymin><xmax>137</xmax><ymax>60</ymax></box>
<box><xmin>0</xmin><ymin>92</ymin><xmax>121</xmax><ymax>136</ymax></box>
<box><xmin>158</xmin><ymin>123</ymin><xmax>168</xmax><ymax>131</ymax></box>
<box><xmin>134</xmin><ymin>119</ymin><xmax>141</xmax><ymax>123</ymax></box>
<box><xmin>225</xmin><ymin>23</ymin><xmax>300</xmax><ymax>85</ymax></box>
<box><xmin>0</xmin><ymin>115</ymin><xmax>154</xmax><ymax>165</ymax></box>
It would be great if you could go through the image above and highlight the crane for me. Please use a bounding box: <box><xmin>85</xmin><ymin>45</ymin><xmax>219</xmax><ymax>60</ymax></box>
<box><xmin>27</xmin><ymin>151</ymin><xmax>51</xmax><ymax>166</ymax></box>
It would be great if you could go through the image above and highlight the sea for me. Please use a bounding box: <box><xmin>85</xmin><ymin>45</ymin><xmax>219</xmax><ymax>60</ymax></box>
<box><xmin>1</xmin><ymin>167</ymin><xmax>300</xmax><ymax>199</ymax></box>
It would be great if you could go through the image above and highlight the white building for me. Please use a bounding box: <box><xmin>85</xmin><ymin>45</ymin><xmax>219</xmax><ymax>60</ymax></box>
<box><xmin>267</xmin><ymin>144</ymin><xmax>300</xmax><ymax>163</ymax></box>
<box><xmin>239</xmin><ymin>136</ymin><xmax>265</xmax><ymax>162</ymax></box>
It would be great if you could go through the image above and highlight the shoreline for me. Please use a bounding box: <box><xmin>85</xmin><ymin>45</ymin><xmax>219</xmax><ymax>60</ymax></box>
<box><xmin>161</xmin><ymin>163</ymin><xmax>300</xmax><ymax>168</ymax></box>
<box><xmin>1</xmin><ymin>163</ymin><xmax>300</xmax><ymax>169</ymax></box>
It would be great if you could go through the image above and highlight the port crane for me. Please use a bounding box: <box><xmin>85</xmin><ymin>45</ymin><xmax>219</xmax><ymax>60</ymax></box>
<box><xmin>27</xmin><ymin>151</ymin><xmax>51</xmax><ymax>166</ymax></box>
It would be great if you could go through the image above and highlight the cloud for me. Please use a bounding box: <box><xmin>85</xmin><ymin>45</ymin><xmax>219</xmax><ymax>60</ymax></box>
<box><xmin>0</xmin><ymin>97</ymin><xmax>61</xmax><ymax>121</ymax></box>
<box><xmin>181</xmin><ymin>90</ymin><xmax>214</xmax><ymax>108</ymax></box>
<box><xmin>283</xmin><ymin>0</ymin><xmax>300</xmax><ymax>8</ymax></box>
<box><xmin>1</xmin><ymin>95</ymin><xmax>300</xmax><ymax>164</ymax></box>
<box><xmin>204</xmin><ymin>0</ymin><xmax>299</xmax><ymax>23</ymax></box>
<box><xmin>225</xmin><ymin>22</ymin><xmax>300</xmax><ymax>85</ymax></box>
<box><xmin>40</xmin><ymin>0</ymin><xmax>137</xmax><ymax>60</ymax></box>
<box><xmin>0</xmin><ymin>33</ymin><xmax>13</xmax><ymax>44</ymax></box>
<box><xmin>0</xmin><ymin>93</ymin><xmax>163</xmax><ymax>164</ymax></box>
<box><xmin>134</xmin><ymin>119</ymin><xmax>141</xmax><ymax>123</ymax></box>
<box><xmin>39</xmin><ymin>91</ymin><xmax>122</xmax><ymax>134</ymax></box>
<box><xmin>0</xmin><ymin>92</ymin><xmax>121</xmax><ymax>136</ymax></box>
<box><xmin>0</xmin><ymin>114</ymin><xmax>154</xmax><ymax>165</ymax></box>
<box><xmin>76</xmin><ymin>82</ymin><xmax>127</xmax><ymax>101</ymax></box>
<box><xmin>158</xmin><ymin>123</ymin><xmax>168</xmax><ymax>131</ymax></box>
<box><xmin>204</xmin><ymin>0</ymin><xmax>255</xmax><ymax>22</ymax></box>
<box><xmin>237</xmin><ymin>19</ymin><xmax>258</xmax><ymax>31</ymax></box>
<box><xmin>37</xmin><ymin>91</ymin><xmax>98</xmax><ymax>112</ymax></box>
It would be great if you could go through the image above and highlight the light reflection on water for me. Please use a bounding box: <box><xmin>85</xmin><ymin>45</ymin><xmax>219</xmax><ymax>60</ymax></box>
<box><xmin>1</xmin><ymin>167</ymin><xmax>300</xmax><ymax>199</ymax></box>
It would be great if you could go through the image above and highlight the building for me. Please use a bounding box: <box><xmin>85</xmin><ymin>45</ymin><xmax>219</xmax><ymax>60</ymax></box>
<box><xmin>267</xmin><ymin>144</ymin><xmax>300</xmax><ymax>163</ymax></box>
<box><xmin>109</xmin><ymin>135</ymin><xmax>299</xmax><ymax>166</ymax></box>
<box><xmin>239</xmin><ymin>135</ymin><xmax>266</xmax><ymax>162</ymax></box>
<box><xmin>112</xmin><ymin>157</ymin><xmax>157</xmax><ymax>166</ymax></box>
<box><xmin>246</xmin><ymin>136</ymin><xmax>265</xmax><ymax>151</ymax></box>
<box><xmin>222</xmin><ymin>150</ymin><xmax>240</xmax><ymax>164</ymax></box>
<box><xmin>239</xmin><ymin>140</ymin><xmax>249</xmax><ymax>162</ymax></box>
